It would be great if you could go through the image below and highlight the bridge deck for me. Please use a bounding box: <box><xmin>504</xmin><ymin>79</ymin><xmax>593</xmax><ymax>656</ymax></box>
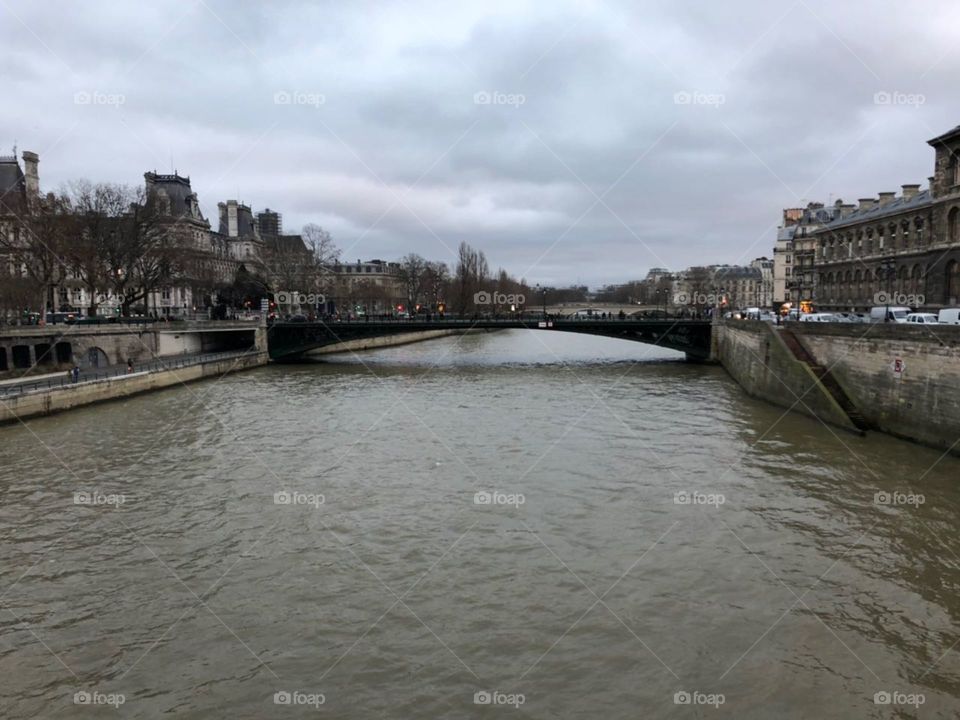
<box><xmin>267</xmin><ymin>318</ymin><xmax>714</xmax><ymax>361</ymax></box>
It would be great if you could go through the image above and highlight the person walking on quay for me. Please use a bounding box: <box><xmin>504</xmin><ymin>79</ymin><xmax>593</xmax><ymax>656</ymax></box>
<box><xmin>126</xmin><ymin>359</ymin><xmax>134</xmax><ymax>374</ymax></box>
<box><xmin>71</xmin><ymin>366</ymin><xmax>80</xmax><ymax>383</ymax></box>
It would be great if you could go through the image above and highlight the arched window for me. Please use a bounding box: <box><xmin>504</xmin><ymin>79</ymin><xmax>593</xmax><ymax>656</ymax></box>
<box><xmin>900</xmin><ymin>220</ymin><xmax>910</xmax><ymax>250</ymax></box>
<box><xmin>911</xmin><ymin>265</ymin><xmax>923</xmax><ymax>296</ymax></box>
<box><xmin>948</xmin><ymin>207</ymin><xmax>959</xmax><ymax>244</ymax></box>
<box><xmin>854</xmin><ymin>270</ymin><xmax>862</xmax><ymax>301</ymax></box>
<box><xmin>915</xmin><ymin>217</ymin><xmax>925</xmax><ymax>245</ymax></box>
<box><xmin>897</xmin><ymin>266</ymin><xmax>908</xmax><ymax>294</ymax></box>
<box><xmin>947</xmin><ymin>260</ymin><xmax>960</xmax><ymax>304</ymax></box>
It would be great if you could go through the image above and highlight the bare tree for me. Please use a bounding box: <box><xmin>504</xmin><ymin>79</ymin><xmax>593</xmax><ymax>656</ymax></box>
<box><xmin>396</xmin><ymin>253</ymin><xmax>428</xmax><ymax>310</ymax></box>
<box><xmin>62</xmin><ymin>181</ymin><xmax>189</xmax><ymax>316</ymax></box>
<box><xmin>0</xmin><ymin>193</ymin><xmax>71</xmax><ymax>322</ymax></box>
<box><xmin>454</xmin><ymin>241</ymin><xmax>489</xmax><ymax>314</ymax></box>
<box><xmin>302</xmin><ymin>223</ymin><xmax>340</xmax><ymax>298</ymax></box>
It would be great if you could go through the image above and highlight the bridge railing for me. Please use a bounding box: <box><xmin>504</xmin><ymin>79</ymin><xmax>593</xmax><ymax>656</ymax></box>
<box><xmin>269</xmin><ymin>314</ymin><xmax>706</xmax><ymax>326</ymax></box>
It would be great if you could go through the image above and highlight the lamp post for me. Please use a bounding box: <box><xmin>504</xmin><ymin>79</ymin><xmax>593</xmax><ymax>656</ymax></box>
<box><xmin>879</xmin><ymin>258</ymin><xmax>896</xmax><ymax>322</ymax></box>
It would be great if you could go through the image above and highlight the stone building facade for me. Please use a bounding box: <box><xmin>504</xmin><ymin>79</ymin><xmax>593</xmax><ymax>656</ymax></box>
<box><xmin>814</xmin><ymin>123</ymin><xmax>960</xmax><ymax>311</ymax></box>
<box><xmin>773</xmin><ymin>202</ymin><xmax>840</xmax><ymax>308</ymax></box>
<box><xmin>0</xmin><ymin>149</ymin><xmax>318</xmax><ymax>320</ymax></box>
<box><xmin>327</xmin><ymin>259</ymin><xmax>405</xmax><ymax>315</ymax></box>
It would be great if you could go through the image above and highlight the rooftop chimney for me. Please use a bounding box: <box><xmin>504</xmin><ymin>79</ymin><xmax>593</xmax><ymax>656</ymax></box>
<box><xmin>878</xmin><ymin>191</ymin><xmax>896</xmax><ymax>207</ymax></box>
<box><xmin>840</xmin><ymin>203</ymin><xmax>856</xmax><ymax>217</ymax></box>
<box><xmin>901</xmin><ymin>184</ymin><xmax>920</xmax><ymax>200</ymax></box>
<box><xmin>21</xmin><ymin>151</ymin><xmax>39</xmax><ymax>197</ymax></box>
<box><xmin>858</xmin><ymin>198</ymin><xmax>877</xmax><ymax>211</ymax></box>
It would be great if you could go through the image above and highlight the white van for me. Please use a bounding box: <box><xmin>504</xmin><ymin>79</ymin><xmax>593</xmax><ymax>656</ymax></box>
<box><xmin>869</xmin><ymin>306</ymin><xmax>911</xmax><ymax>323</ymax></box>
<box><xmin>938</xmin><ymin>308</ymin><xmax>960</xmax><ymax>325</ymax></box>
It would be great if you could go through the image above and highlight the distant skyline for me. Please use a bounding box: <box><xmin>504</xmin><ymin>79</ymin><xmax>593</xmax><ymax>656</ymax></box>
<box><xmin>2</xmin><ymin>0</ymin><xmax>959</xmax><ymax>287</ymax></box>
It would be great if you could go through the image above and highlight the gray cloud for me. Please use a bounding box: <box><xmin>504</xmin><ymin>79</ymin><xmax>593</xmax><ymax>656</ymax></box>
<box><xmin>2</xmin><ymin>0</ymin><xmax>958</xmax><ymax>286</ymax></box>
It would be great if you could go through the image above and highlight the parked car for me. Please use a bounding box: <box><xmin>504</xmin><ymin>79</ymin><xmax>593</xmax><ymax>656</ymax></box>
<box><xmin>799</xmin><ymin>313</ymin><xmax>840</xmax><ymax>322</ymax></box>
<box><xmin>905</xmin><ymin>313</ymin><xmax>939</xmax><ymax>324</ymax></box>
<box><xmin>938</xmin><ymin>308</ymin><xmax>960</xmax><ymax>325</ymax></box>
<box><xmin>833</xmin><ymin>312</ymin><xmax>865</xmax><ymax>323</ymax></box>
<box><xmin>869</xmin><ymin>306</ymin><xmax>911</xmax><ymax>323</ymax></box>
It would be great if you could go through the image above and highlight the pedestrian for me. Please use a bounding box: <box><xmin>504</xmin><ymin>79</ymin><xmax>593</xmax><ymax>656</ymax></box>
<box><xmin>71</xmin><ymin>366</ymin><xmax>80</xmax><ymax>383</ymax></box>
<box><xmin>126</xmin><ymin>359</ymin><xmax>134</xmax><ymax>374</ymax></box>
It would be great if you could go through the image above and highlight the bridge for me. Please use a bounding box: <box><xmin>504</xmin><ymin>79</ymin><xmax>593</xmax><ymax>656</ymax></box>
<box><xmin>267</xmin><ymin>317</ymin><xmax>713</xmax><ymax>362</ymax></box>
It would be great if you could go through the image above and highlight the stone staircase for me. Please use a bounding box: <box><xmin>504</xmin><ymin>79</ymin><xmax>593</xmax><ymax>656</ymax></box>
<box><xmin>779</xmin><ymin>328</ymin><xmax>871</xmax><ymax>432</ymax></box>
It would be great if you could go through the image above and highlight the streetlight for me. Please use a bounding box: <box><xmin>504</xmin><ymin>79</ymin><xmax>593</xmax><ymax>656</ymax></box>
<box><xmin>879</xmin><ymin>257</ymin><xmax>896</xmax><ymax>322</ymax></box>
<box><xmin>534</xmin><ymin>283</ymin><xmax>547</xmax><ymax>318</ymax></box>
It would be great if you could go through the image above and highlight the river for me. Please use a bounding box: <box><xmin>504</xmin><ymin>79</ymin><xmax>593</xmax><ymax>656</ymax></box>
<box><xmin>1</xmin><ymin>329</ymin><xmax>959</xmax><ymax>718</ymax></box>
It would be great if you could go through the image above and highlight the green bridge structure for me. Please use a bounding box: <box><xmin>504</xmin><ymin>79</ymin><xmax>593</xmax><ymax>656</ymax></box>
<box><xmin>266</xmin><ymin>317</ymin><xmax>714</xmax><ymax>362</ymax></box>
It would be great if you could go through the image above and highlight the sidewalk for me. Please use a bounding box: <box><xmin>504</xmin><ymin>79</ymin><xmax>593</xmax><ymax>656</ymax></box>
<box><xmin>0</xmin><ymin>369</ymin><xmax>69</xmax><ymax>387</ymax></box>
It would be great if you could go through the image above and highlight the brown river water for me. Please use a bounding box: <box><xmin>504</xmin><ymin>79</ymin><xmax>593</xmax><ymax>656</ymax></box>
<box><xmin>1</xmin><ymin>329</ymin><xmax>959</xmax><ymax>718</ymax></box>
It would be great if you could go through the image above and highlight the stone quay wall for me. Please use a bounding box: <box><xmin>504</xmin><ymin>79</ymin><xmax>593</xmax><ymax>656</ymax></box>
<box><xmin>717</xmin><ymin>320</ymin><xmax>960</xmax><ymax>454</ymax></box>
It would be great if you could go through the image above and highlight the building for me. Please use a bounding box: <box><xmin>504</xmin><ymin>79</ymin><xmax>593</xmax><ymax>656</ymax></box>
<box><xmin>328</xmin><ymin>259</ymin><xmax>405</xmax><ymax>315</ymax></box>
<box><xmin>750</xmin><ymin>256</ymin><xmax>774</xmax><ymax>308</ymax></box>
<box><xmin>711</xmin><ymin>263</ymin><xmax>771</xmax><ymax>309</ymax></box>
<box><xmin>773</xmin><ymin>202</ymin><xmax>840</xmax><ymax>310</ymax></box>
<box><xmin>1</xmin><ymin>147</ymin><xmax>316</xmax><ymax>320</ymax></box>
<box><xmin>812</xmin><ymin>124</ymin><xmax>960</xmax><ymax>311</ymax></box>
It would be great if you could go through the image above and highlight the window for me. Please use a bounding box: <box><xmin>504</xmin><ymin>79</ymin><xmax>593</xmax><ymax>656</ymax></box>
<box><xmin>947</xmin><ymin>260</ymin><xmax>960</xmax><ymax>303</ymax></box>
<box><xmin>948</xmin><ymin>207</ymin><xmax>959</xmax><ymax>244</ymax></box>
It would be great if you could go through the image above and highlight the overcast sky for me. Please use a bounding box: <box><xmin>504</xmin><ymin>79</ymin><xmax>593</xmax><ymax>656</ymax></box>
<box><xmin>2</xmin><ymin>0</ymin><xmax>959</xmax><ymax>287</ymax></box>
